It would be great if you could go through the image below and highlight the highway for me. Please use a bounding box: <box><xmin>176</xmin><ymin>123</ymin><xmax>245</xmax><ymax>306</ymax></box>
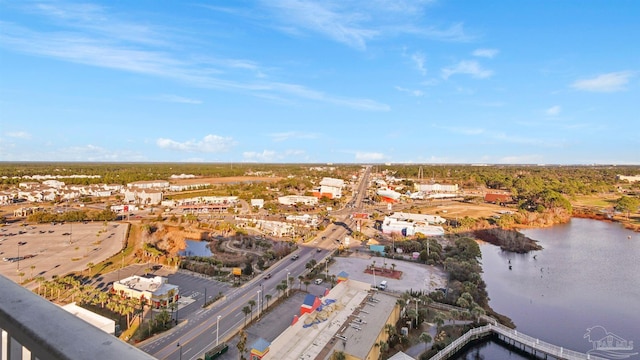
<box><xmin>139</xmin><ymin>166</ymin><xmax>371</xmax><ymax>359</ymax></box>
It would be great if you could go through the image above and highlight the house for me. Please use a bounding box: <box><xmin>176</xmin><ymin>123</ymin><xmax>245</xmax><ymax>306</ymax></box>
<box><xmin>123</xmin><ymin>189</ymin><xmax>163</xmax><ymax>205</ymax></box>
<box><xmin>414</xmin><ymin>183</ymin><xmax>459</xmax><ymax>193</ymax></box>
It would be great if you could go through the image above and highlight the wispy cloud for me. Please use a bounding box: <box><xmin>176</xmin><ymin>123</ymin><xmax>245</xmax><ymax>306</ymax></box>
<box><xmin>546</xmin><ymin>105</ymin><xmax>561</xmax><ymax>116</ymax></box>
<box><xmin>269</xmin><ymin>131</ymin><xmax>318</xmax><ymax>142</ymax></box>
<box><xmin>394</xmin><ymin>86</ymin><xmax>424</xmax><ymax>97</ymax></box>
<box><xmin>156</xmin><ymin>134</ymin><xmax>235</xmax><ymax>153</ymax></box>
<box><xmin>5</xmin><ymin>131</ymin><xmax>32</xmax><ymax>139</ymax></box>
<box><xmin>261</xmin><ymin>1</ymin><xmax>472</xmax><ymax>50</ymax></box>
<box><xmin>411</xmin><ymin>52</ymin><xmax>427</xmax><ymax>75</ymax></box>
<box><xmin>442</xmin><ymin>60</ymin><xmax>493</xmax><ymax>79</ymax></box>
<box><xmin>263</xmin><ymin>0</ymin><xmax>377</xmax><ymax>50</ymax></box>
<box><xmin>0</xmin><ymin>6</ymin><xmax>389</xmax><ymax>111</ymax></box>
<box><xmin>571</xmin><ymin>71</ymin><xmax>634</xmax><ymax>92</ymax></box>
<box><xmin>355</xmin><ymin>151</ymin><xmax>385</xmax><ymax>161</ymax></box>
<box><xmin>153</xmin><ymin>95</ymin><xmax>203</xmax><ymax>104</ymax></box>
<box><xmin>472</xmin><ymin>48</ymin><xmax>498</xmax><ymax>58</ymax></box>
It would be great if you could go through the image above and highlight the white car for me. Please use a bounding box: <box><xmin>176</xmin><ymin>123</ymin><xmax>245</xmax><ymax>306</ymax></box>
<box><xmin>314</xmin><ymin>278</ymin><xmax>323</xmax><ymax>285</ymax></box>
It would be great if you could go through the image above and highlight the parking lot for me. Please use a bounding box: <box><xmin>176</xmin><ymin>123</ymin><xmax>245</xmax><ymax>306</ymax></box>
<box><xmin>0</xmin><ymin>221</ymin><xmax>127</xmax><ymax>286</ymax></box>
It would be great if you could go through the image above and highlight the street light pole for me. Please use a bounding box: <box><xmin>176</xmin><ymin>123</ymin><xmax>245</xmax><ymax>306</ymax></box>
<box><xmin>177</xmin><ymin>342</ymin><xmax>182</xmax><ymax>360</ymax></box>
<box><xmin>216</xmin><ymin>315</ymin><xmax>221</xmax><ymax>346</ymax></box>
<box><xmin>257</xmin><ymin>290</ymin><xmax>261</xmax><ymax>319</ymax></box>
<box><xmin>286</xmin><ymin>271</ymin><xmax>290</xmax><ymax>297</ymax></box>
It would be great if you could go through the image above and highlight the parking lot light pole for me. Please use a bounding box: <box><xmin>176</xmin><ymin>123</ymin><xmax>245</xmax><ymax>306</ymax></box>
<box><xmin>216</xmin><ymin>315</ymin><xmax>222</xmax><ymax>346</ymax></box>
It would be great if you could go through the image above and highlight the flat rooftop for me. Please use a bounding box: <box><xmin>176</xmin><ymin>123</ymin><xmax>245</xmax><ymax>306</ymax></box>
<box><xmin>264</xmin><ymin>279</ymin><xmax>397</xmax><ymax>360</ymax></box>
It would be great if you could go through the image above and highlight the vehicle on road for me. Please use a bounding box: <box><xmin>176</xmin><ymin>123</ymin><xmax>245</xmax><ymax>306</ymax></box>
<box><xmin>291</xmin><ymin>254</ymin><xmax>299</xmax><ymax>260</ymax></box>
<box><xmin>316</xmin><ymin>248</ymin><xmax>322</xmax><ymax>252</ymax></box>
<box><xmin>314</xmin><ymin>278</ymin><xmax>323</xmax><ymax>285</ymax></box>
<box><xmin>263</xmin><ymin>273</ymin><xmax>272</xmax><ymax>279</ymax></box>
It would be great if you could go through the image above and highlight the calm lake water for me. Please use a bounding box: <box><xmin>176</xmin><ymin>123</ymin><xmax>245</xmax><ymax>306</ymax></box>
<box><xmin>179</xmin><ymin>239</ymin><xmax>212</xmax><ymax>257</ymax></box>
<box><xmin>455</xmin><ymin>218</ymin><xmax>640</xmax><ymax>359</ymax></box>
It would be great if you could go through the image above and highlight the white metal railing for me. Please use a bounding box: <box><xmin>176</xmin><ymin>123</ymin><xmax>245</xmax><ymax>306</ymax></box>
<box><xmin>428</xmin><ymin>321</ymin><xmax>608</xmax><ymax>360</ymax></box>
<box><xmin>0</xmin><ymin>275</ymin><xmax>156</xmax><ymax>360</ymax></box>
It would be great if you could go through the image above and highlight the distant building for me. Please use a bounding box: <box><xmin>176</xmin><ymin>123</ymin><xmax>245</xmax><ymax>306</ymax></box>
<box><xmin>484</xmin><ymin>193</ymin><xmax>512</xmax><ymax>204</ymax></box>
<box><xmin>112</xmin><ymin>275</ymin><xmax>179</xmax><ymax>309</ymax></box>
<box><xmin>616</xmin><ymin>174</ymin><xmax>640</xmax><ymax>183</ymax></box>
<box><xmin>414</xmin><ymin>183</ymin><xmax>459</xmax><ymax>193</ymax></box>
<box><xmin>251</xmin><ymin>199</ymin><xmax>265</xmax><ymax>209</ymax></box>
<box><xmin>126</xmin><ymin>180</ymin><xmax>170</xmax><ymax>189</ymax></box>
<box><xmin>314</xmin><ymin>177</ymin><xmax>345</xmax><ymax>199</ymax></box>
<box><xmin>278</xmin><ymin>195</ymin><xmax>318</xmax><ymax>206</ymax></box>
<box><xmin>381</xmin><ymin>214</ymin><xmax>445</xmax><ymax>237</ymax></box>
<box><xmin>123</xmin><ymin>189</ymin><xmax>163</xmax><ymax>205</ymax></box>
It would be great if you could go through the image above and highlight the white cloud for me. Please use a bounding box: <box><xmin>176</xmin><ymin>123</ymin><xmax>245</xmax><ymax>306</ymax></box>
<box><xmin>5</xmin><ymin>131</ymin><xmax>31</xmax><ymax>139</ymax></box>
<box><xmin>394</xmin><ymin>86</ymin><xmax>424</xmax><ymax>97</ymax></box>
<box><xmin>571</xmin><ymin>71</ymin><xmax>634</xmax><ymax>92</ymax></box>
<box><xmin>411</xmin><ymin>52</ymin><xmax>427</xmax><ymax>75</ymax></box>
<box><xmin>441</xmin><ymin>60</ymin><xmax>493</xmax><ymax>79</ymax></box>
<box><xmin>156</xmin><ymin>134</ymin><xmax>235</xmax><ymax>153</ymax></box>
<box><xmin>472</xmin><ymin>48</ymin><xmax>498</xmax><ymax>58</ymax></box>
<box><xmin>355</xmin><ymin>151</ymin><xmax>385</xmax><ymax>161</ymax></box>
<box><xmin>546</xmin><ymin>105</ymin><xmax>561</xmax><ymax>116</ymax></box>
<box><xmin>243</xmin><ymin>150</ymin><xmax>277</xmax><ymax>162</ymax></box>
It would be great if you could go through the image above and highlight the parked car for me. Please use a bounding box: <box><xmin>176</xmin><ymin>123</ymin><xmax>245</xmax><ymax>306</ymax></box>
<box><xmin>314</xmin><ymin>278</ymin><xmax>323</xmax><ymax>285</ymax></box>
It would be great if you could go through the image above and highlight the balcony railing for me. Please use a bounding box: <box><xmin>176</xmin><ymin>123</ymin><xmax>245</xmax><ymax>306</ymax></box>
<box><xmin>0</xmin><ymin>275</ymin><xmax>156</xmax><ymax>360</ymax></box>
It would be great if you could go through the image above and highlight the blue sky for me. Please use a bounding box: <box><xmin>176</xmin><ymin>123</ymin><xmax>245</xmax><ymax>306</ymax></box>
<box><xmin>1</xmin><ymin>1</ymin><xmax>638</xmax><ymax>164</ymax></box>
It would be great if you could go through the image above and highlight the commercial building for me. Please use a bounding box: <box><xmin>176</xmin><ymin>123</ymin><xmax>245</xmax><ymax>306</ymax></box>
<box><xmin>112</xmin><ymin>275</ymin><xmax>179</xmax><ymax>309</ymax></box>
<box><xmin>264</xmin><ymin>279</ymin><xmax>400</xmax><ymax>360</ymax></box>
<box><xmin>278</xmin><ymin>195</ymin><xmax>318</xmax><ymax>206</ymax></box>
<box><xmin>381</xmin><ymin>212</ymin><xmax>445</xmax><ymax>237</ymax></box>
<box><xmin>314</xmin><ymin>177</ymin><xmax>345</xmax><ymax>199</ymax></box>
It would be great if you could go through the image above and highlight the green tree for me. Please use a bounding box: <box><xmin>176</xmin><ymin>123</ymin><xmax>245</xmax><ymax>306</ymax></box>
<box><xmin>420</xmin><ymin>332</ymin><xmax>432</xmax><ymax>353</ymax></box>
<box><xmin>616</xmin><ymin>196</ymin><xmax>640</xmax><ymax>219</ymax></box>
<box><xmin>237</xmin><ymin>330</ymin><xmax>248</xmax><ymax>360</ymax></box>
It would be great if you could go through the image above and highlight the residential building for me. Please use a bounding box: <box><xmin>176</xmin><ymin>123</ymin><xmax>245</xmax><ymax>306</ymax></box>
<box><xmin>126</xmin><ymin>180</ymin><xmax>170</xmax><ymax>189</ymax></box>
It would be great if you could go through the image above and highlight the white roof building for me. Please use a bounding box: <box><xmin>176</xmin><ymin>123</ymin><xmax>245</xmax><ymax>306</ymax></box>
<box><xmin>113</xmin><ymin>275</ymin><xmax>179</xmax><ymax>309</ymax></box>
<box><xmin>317</xmin><ymin>177</ymin><xmax>345</xmax><ymax>199</ymax></box>
<box><xmin>62</xmin><ymin>303</ymin><xmax>116</xmax><ymax>335</ymax></box>
<box><xmin>278</xmin><ymin>195</ymin><xmax>318</xmax><ymax>206</ymax></box>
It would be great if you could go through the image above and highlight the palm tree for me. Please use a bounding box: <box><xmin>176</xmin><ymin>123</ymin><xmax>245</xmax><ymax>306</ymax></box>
<box><xmin>242</xmin><ymin>306</ymin><xmax>251</xmax><ymax>327</ymax></box>
<box><xmin>18</xmin><ymin>272</ymin><xmax>25</xmax><ymax>283</ymax></box>
<box><xmin>248</xmin><ymin>300</ymin><xmax>256</xmax><ymax>321</ymax></box>
<box><xmin>433</xmin><ymin>314</ymin><xmax>445</xmax><ymax>332</ymax></box>
<box><xmin>331</xmin><ymin>351</ymin><xmax>346</xmax><ymax>360</ymax></box>
<box><xmin>298</xmin><ymin>275</ymin><xmax>304</xmax><ymax>290</ymax></box>
<box><xmin>29</xmin><ymin>265</ymin><xmax>36</xmax><ymax>280</ymax></box>
<box><xmin>86</xmin><ymin>262</ymin><xmax>94</xmax><ymax>279</ymax></box>
<box><xmin>304</xmin><ymin>280</ymin><xmax>311</xmax><ymax>292</ymax></box>
<box><xmin>35</xmin><ymin>276</ymin><xmax>45</xmax><ymax>295</ymax></box>
<box><xmin>264</xmin><ymin>294</ymin><xmax>272</xmax><ymax>309</ymax></box>
<box><xmin>419</xmin><ymin>332</ymin><xmax>432</xmax><ymax>352</ymax></box>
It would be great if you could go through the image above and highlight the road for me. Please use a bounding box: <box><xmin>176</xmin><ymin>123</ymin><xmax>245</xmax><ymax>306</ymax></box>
<box><xmin>139</xmin><ymin>166</ymin><xmax>372</xmax><ymax>359</ymax></box>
